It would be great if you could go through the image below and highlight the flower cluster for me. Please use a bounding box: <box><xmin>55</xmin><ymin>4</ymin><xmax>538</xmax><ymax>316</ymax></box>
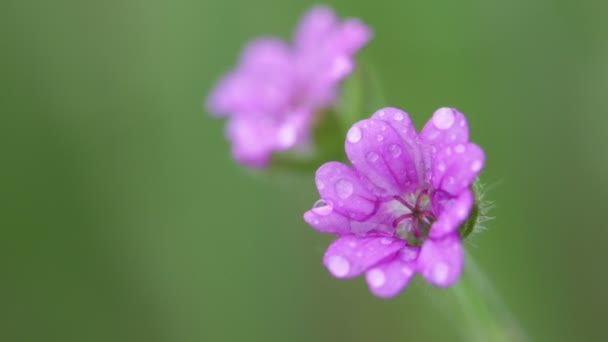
<box><xmin>207</xmin><ymin>6</ymin><xmax>370</xmax><ymax>167</ymax></box>
<box><xmin>303</xmin><ymin>107</ymin><xmax>485</xmax><ymax>297</ymax></box>
<box><xmin>207</xmin><ymin>5</ymin><xmax>487</xmax><ymax>298</ymax></box>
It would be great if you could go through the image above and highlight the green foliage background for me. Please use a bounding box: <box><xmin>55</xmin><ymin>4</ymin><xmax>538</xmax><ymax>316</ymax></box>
<box><xmin>3</xmin><ymin>0</ymin><xmax>607</xmax><ymax>341</ymax></box>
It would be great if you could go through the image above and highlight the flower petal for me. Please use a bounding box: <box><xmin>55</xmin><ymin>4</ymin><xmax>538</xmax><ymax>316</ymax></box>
<box><xmin>303</xmin><ymin>209</ymin><xmax>351</xmax><ymax>235</ymax></box>
<box><xmin>337</xmin><ymin>18</ymin><xmax>372</xmax><ymax>54</ymax></box>
<box><xmin>226</xmin><ymin>116</ymin><xmax>276</xmax><ymax>167</ymax></box>
<box><xmin>365</xmin><ymin>247</ymin><xmax>418</xmax><ymax>298</ymax></box>
<box><xmin>372</xmin><ymin>107</ymin><xmax>426</xmax><ymax>187</ymax></box>
<box><xmin>294</xmin><ymin>5</ymin><xmax>337</xmax><ymax>52</ymax></box>
<box><xmin>420</xmin><ymin>107</ymin><xmax>469</xmax><ymax>148</ymax></box>
<box><xmin>433</xmin><ymin>143</ymin><xmax>485</xmax><ymax>195</ymax></box>
<box><xmin>323</xmin><ymin>235</ymin><xmax>406</xmax><ymax>278</ymax></box>
<box><xmin>429</xmin><ymin>189</ymin><xmax>473</xmax><ymax>239</ymax></box>
<box><xmin>345</xmin><ymin>118</ymin><xmax>419</xmax><ymax>195</ymax></box>
<box><xmin>315</xmin><ymin>162</ymin><xmax>376</xmax><ymax>221</ymax></box>
<box><xmin>417</xmin><ymin>234</ymin><xmax>463</xmax><ymax>287</ymax></box>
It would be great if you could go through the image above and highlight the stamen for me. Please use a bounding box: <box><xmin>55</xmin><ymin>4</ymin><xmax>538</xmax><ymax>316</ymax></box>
<box><xmin>393</xmin><ymin>195</ymin><xmax>415</xmax><ymax>211</ymax></box>
<box><xmin>392</xmin><ymin>213</ymin><xmax>413</xmax><ymax>228</ymax></box>
<box><xmin>415</xmin><ymin>189</ymin><xmax>428</xmax><ymax>208</ymax></box>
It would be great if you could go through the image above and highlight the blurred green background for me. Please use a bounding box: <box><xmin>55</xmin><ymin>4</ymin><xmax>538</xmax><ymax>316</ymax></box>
<box><xmin>3</xmin><ymin>0</ymin><xmax>608</xmax><ymax>341</ymax></box>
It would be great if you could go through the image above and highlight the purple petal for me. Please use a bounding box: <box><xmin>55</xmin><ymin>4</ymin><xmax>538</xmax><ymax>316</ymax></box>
<box><xmin>372</xmin><ymin>107</ymin><xmax>426</xmax><ymax>187</ymax></box>
<box><xmin>420</xmin><ymin>107</ymin><xmax>469</xmax><ymax>148</ymax></box>
<box><xmin>323</xmin><ymin>235</ymin><xmax>405</xmax><ymax>278</ymax></box>
<box><xmin>226</xmin><ymin>116</ymin><xmax>277</xmax><ymax>167</ymax></box>
<box><xmin>337</xmin><ymin>18</ymin><xmax>372</xmax><ymax>54</ymax></box>
<box><xmin>365</xmin><ymin>248</ymin><xmax>418</xmax><ymax>298</ymax></box>
<box><xmin>429</xmin><ymin>189</ymin><xmax>474</xmax><ymax>239</ymax></box>
<box><xmin>345</xmin><ymin>119</ymin><xmax>419</xmax><ymax>195</ymax></box>
<box><xmin>432</xmin><ymin>143</ymin><xmax>485</xmax><ymax>195</ymax></box>
<box><xmin>294</xmin><ymin>5</ymin><xmax>337</xmax><ymax>52</ymax></box>
<box><xmin>315</xmin><ymin>162</ymin><xmax>377</xmax><ymax>220</ymax></box>
<box><xmin>303</xmin><ymin>208</ymin><xmax>351</xmax><ymax>235</ymax></box>
<box><xmin>417</xmin><ymin>234</ymin><xmax>463</xmax><ymax>287</ymax></box>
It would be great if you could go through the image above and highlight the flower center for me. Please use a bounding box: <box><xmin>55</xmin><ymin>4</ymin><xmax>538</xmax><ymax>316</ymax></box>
<box><xmin>392</xmin><ymin>190</ymin><xmax>435</xmax><ymax>246</ymax></box>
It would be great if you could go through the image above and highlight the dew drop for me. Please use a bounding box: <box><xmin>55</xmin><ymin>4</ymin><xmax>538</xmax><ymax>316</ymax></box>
<box><xmin>328</xmin><ymin>255</ymin><xmax>350</xmax><ymax>277</ymax></box>
<box><xmin>400</xmin><ymin>247</ymin><xmax>418</xmax><ymax>262</ymax></box>
<box><xmin>380</xmin><ymin>237</ymin><xmax>393</xmax><ymax>245</ymax></box>
<box><xmin>454</xmin><ymin>144</ymin><xmax>466</xmax><ymax>154</ymax></box>
<box><xmin>312</xmin><ymin>199</ymin><xmax>333</xmax><ymax>216</ymax></box>
<box><xmin>335</xmin><ymin>179</ymin><xmax>354</xmax><ymax>199</ymax></box>
<box><xmin>471</xmin><ymin>160</ymin><xmax>482</xmax><ymax>172</ymax></box>
<box><xmin>431</xmin><ymin>262</ymin><xmax>449</xmax><ymax>284</ymax></box>
<box><xmin>437</xmin><ymin>162</ymin><xmax>446</xmax><ymax>172</ymax></box>
<box><xmin>366</xmin><ymin>151</ymin><xmax>379</xmax><ymax>162</ymax></box>
<box><xmin>347</xmin><ymin>126</ymin><xmax>362</xmax><ymax>143</ymax></box>
<box><xmin>432</xmin><ymin>108</ymin><xmax>455</xmax><ymax>129</ymax></box>
<box><xmin>394</xmin><ymin>112</ymin><xmax>404</xmax><ymax>121</ymax></box>
<box><xmin>376</xmin><ymin>134</ymin><xmax>384</xmax><ymax>142</ymax></box>
<box><xmin>389</xmin><ymin>144</ymin><xmax>402</xmax><ymax>158</ymax></box>
<box><xmin>367</xmin><ymin>268</ymin><xmax>386</xmax><ymax>288</ymax></box>
<box><xmin>316</xmin><ymin>179</ymin><xmax>325</xmax><ymax>190</ymax></box>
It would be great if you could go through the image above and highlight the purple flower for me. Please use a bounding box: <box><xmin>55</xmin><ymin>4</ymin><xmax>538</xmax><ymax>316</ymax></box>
<box><xmin>206</xmin><ymin>6</ymin><xmax>371</xmax><ymax>167</ymax></box>
<box><xmin>303</xmin><ymin>107</ymin><xmax>485</xmax><ymax>297</ymax></box>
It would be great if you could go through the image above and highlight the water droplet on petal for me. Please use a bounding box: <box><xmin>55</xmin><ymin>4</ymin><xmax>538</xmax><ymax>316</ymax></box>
<box><xmin>348</xmin><ymin>241</ymin><xmax>357</xmax><ymax>248</ymax></box>
<box><xmin>367</xmin><ymin>268</ymin><xmax>386</xmax><ymax>288</ymax></box>
<box><xmin>312</xmin><ymin>199</ymin><xmax>333</xmax><ymax>216</ymax></box>
<box><xmin>335</xmin><ymin>179</ymin><xmax>354</xmax><ymax>199</ymax></box>
<box><xmin>432</xmin><ymin>108</ymin><xmax>455</xmax><ymax>129</ymax></box>
<box><xmin>378</xmin><ymin>110</ymin><xmax>386</xmax><ymax>117</ymax></box>
<box><xmin>471</xmin><ymin>160</ymin><xmax>482</xmax><ymax>172</ymax></box>
<box><xmin>376</xmin><ymin>134</ymin><xmax>384</xmax><ymax>142</ymax></box>
<box><xmin>328</xmin><ymin>255</ymin><xmax>350</xmax><ymax>277</ymax></box>
<box><xmin>455</xmin><ymin>204</ymin><xmax>468</xmax><ymax>219</ymax></box>
<box><xmin>347</xmin><ymin>126</ymin><xmax>362</xmax><ymax>143</ymax></box>
<box><xmin>437</xmin><ymin>162</ymin><xmax>446</xmax><ymax>172</ymax></box>
<box><xmin>366</xmin><ymin>152</ymin><xmax>379</xmax><ymax>162</ymax></box>
<box><xmin>400</xmin><ymin>247</ymin><xmax>418</xmax><ymax>262</ymax></box>
<box><xmin>394</xmin><ymin>112</ymin><xmax>404</xmax><ymax>121</ymax></box>
<box><xmin>316</xmin><ymin>179</ymin><xmax>325</xmax><ymax>190</ymax></box>
<box><xmin>389</xmin><ymin>144</ymin><xmax>402</xmax><ymax>158</ymax></box>
<box><xmin>454</xmin><ymin>144</ymin><xmax>466</xmax><ymax>154</ymax></box>
<box><xmin>431</xmin><ymin>262</ymin><xmax>449</xmax><ymax>284</ymax></box>
<box><xmin>380</xmin><ymin>237</ymin><xmax>392</xmax><ymax>245</ymax></box>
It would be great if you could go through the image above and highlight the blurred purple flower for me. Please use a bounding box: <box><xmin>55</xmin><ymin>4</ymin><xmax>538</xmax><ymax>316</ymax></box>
<box><xmin>206</xmin><ymin>6</ymin><xmax>371</xmax><ymax>167</ymax></box>
<box><xmin>303</xmin><ymin>107</ymin><xmax>485</xmax><ymax>297</ymax></box>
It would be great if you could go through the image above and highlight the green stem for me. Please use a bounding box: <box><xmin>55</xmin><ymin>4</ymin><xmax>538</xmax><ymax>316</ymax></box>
<box><xmin>428</xmin><ymin>249</ymin><xmax>529</xmax><ymax>342</ymax></box>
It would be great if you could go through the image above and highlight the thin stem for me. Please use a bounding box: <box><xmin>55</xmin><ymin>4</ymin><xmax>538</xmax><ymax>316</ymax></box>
<box><xmin>426</xmin><ymin>249</ymin><xmax>529</xmax><ymax>342</ymax></box>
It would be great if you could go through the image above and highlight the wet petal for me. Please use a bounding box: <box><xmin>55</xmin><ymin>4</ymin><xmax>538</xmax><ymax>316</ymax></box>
<box><xmin>303</xmin><ymin>208</ymin><xmax>351</xmax><ymax>235</ymax></box>
<box><xmin>429</xmin><ymin>189</ymin><xmax>473</xmax><ymax>238</ymax></box>
<box><xmin>433</xmin><ymin>143</ymin><xmax>485</xmax><ymax>195</ymax></box>
<box><xmin>417</xmin><ymin>234</ymin><xmax>463</xmax><ymax>287</ymax></box>
<box><xmin>345</xmin><ymin>118</ymin><xmax>419</xmax><ymax>195</ymax></box>
<box><xmin>323</xmin><ymin>235</ymin><xmax>405</xmax><ymax>278</ymax></box>
<box><xmin>365</xmin><ymin>247</ymin><xmax>418</xmax><ymax>298</ymax></box>
<box><xmin>420</xmin><ymin>107</ymin><xmax>469</xmax><ymax>148</ymax></box>
<box><xmin>372</xmin><ymin>107</ymin><xmax>425</xmax><ymax>187</ymax></box>
<box><xmin>315</xmin><ymin>162</ymin><xmax>376</xmax><ymax>220</ymax></box>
